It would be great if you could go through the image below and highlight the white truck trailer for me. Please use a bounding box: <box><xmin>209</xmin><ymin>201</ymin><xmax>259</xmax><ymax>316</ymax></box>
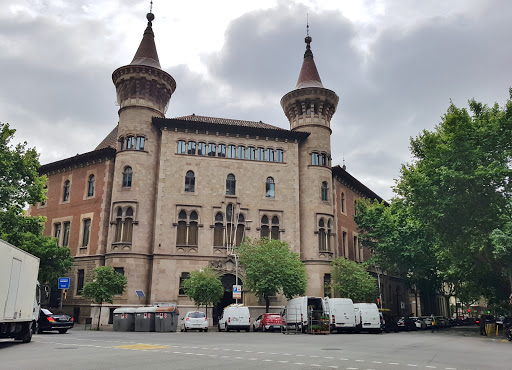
<box><xmin>1</xmin><ymin>239</ymin><xmax>41</xmax><ymax>343</ymax></box>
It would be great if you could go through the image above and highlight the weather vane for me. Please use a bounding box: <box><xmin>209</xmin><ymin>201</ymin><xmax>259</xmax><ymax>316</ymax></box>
<box><xmin>307</xmin><ymin>13</ymin><xmax>309</xmax><ymax>36</ymax></box>
<box><xmin>150</xmin><ymin>0</ymin><xmax>153</xmax><ymax>13</ymax></box>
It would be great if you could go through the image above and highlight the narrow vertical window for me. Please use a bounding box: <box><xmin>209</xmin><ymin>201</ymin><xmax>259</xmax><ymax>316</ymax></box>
<box><xmin>63</xmin><ymin>180</ymin><xmax>70</xmax><ymax>201</ymax></box>
<box><xmin>208</xmin><ymin>143</ymin><xmax>216</xmax><ymax>156</ymax></box>
<box><xmin>214</xmin><ymin>212</ymin><xmax>224</xmax><ymax>246</ymax></box>
<box><xmin>126</xmin><ymin>136</ymin><xmax>135</xmax><ymax>149</ymax></box>
<box><xmin>123</xmin><ymin>207</ymin><xmax>133</xmax><ymax>243</ymax></box>
<box><xmin>114</xmin><ymin>208</ymin><xmax>123</xmax><ymax>242</ymax></box>
<box><xmin>327</xmin><ymin>220</ymin><xmax>332</xmax><ymax>252</ymax></box>
<box><xmin>189</xmin><ymin>211</ymin><xmax>198</xmax><ymax>246</ymax></box>
<box><xmin>188</xmin><ymin>141</ymin><xmax>196</xmax><ymax>155</ymax></box>
<box><xmin>260</xmin><ymin>215</ymin><xmax>269</xmax><ymax>239</ymax></box>
<box><xmin>122</xmin><ymin>166</ymin><xmax>132</xmax><ymax>188</ymax></box>
<box><xmin>353</xmin><ymin>236</ymin><xmax>358</xmax><ymax>262</ymax></box>
<box><xmin>235</xmin><ymin>214</ymin><xmax>245</xmax><ymax>246</ymax></box>
<box><xmin>312</xmin><ymin>152</ymin><xmax>319</xmax><ymax>166</ymax></box>
<box><xmin>276</xmin><ymin>149</ymin><xmax>284</xmax><ymax>163</ymax></box>
<box><xmin>247</xmin><ymin>146</ymin><xmax>255</xmax><ymax>160</ymax></box>
<box><xmin>54</xmin><ymin>223</ymin><xmax>62</xmax><ymax>243</ymax></box>
<box><xmin>237</xmin><ymin>146</ymin><xmax>245</xmax><ymax>159</ymax></box>
<box><xmin>119</xmin><ymin>137</ymin><xmax>125</xmax><ymax>150</ymax></box>
<box><xmin>177</xmin><ymin>210</ymin><xmax>187</xmax><ymax>246</ymax></box>
<box><xmin>177</xmin><ymin>140</ymin><xmax>186</xmax><ymax>154</ymax></box>
<box><xmin>226</xmin><ymin>174</ymin><xmax>236</xmax><ymax>195</ymax></box>
<box><xmin>41</xmin><ymin>185</ymin><xmax>48</xmax><ymax>206</ymax></box>
<box><xmin>198</xmin><ymin>142</ymin><xmax>206</xmax><ymax>155</ymax></box>
<box><xmin>218</xmin><ymin>144</ymin><xmax>226</xmax><ymax>157</ymax></box>
<box><xmin>82</xmin><ymin>219</ymin><xmax>91</xmax><ymax>247</ymax></box>
<box><xmin>87</xmin><ymin>174</ymin><xmax>95</xmax><ymax>197</ymax></box>
<box><xmin>341</xmin><ymin>192</ymin><xmax>345</xmax><ymax>213</ymax></box>
<box><xmin>136</xmin><ymin>136</ymin><xmax>145</xmax><ymax>150</ymax></box>
<box><xmin>318</xmin><ymin>219</ymin><xmax>326</xmax><ymax>251</ymax></box>
<box><xmin>321</xmin><ymin>181</ymin><xmax>328</xmax><ymax>201</ymax></box>
<box><xmin>179</xmin><ymin>272</ymin><xmax>190</xmax><ymax>295</ymax></box>
<box><xmin>321</xmin><ymin>153</ymin><xmax>327</xmax><ymax>166</ymax></box>
<box><xmin>342</xmin><ymin>231</ymin><xmax>347</xmax><ymax>257</ymax></box>
<box><xmin>324</xmin><ymin>274</ymin><xmax>332</xmax><ymax>298</ymax></box>
<box><xmin>227</xmin><ymin>145</ymin><xmax>236</xmax><ymax>158</ymax></box>
<box><xmin>185</xmin><ymin>171</ymin><xmax>195</xmax><ymax>192</ymax></box>
<box><xmin>265</xmin><ymin>177</ymin><xmax>275</xmax><ymax>198</ymax></box>
<box><xmin>266</xmin><ymin>148</ymin><xmax>274</xmax><ymax>162</ymax></box>
<box><xmin>76</xmin><ymin>269</ymin><xmax>85</xmax><ymax>295</ymax></box>
<box><xmin>63</xmin><ymin>222</ymin><xmax>70</xmax><ymax>247</ymax></box>
<box><xmin>271</xmin><ymin>216</ymin><xmax>280</xmax><ymax>240</ymax></box>
<box><xmin>257</xmin><ymin>147</ymin><xmax>265</xmax><ymax>161</ymax></box>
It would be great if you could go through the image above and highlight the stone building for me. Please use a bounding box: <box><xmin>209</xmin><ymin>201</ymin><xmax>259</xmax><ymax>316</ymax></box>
<box><xmin>30</xmin><ymin>11</ymin><xmax>410</xmax><ymax>325</ymax></box>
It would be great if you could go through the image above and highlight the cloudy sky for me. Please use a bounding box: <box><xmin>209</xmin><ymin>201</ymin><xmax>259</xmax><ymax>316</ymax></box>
<box><xmin>1</xmin><ymin>0</ymin><xmax>511</xmax><ymax>201</ymax></box>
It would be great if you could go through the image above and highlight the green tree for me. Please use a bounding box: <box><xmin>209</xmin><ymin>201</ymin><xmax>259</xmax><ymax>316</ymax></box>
<box><xmin>82</xmin><ymin>266</ymin><xmax>127</xmax><ymax>330</ymax></box>
<box><xmin>181</xmin><ymin>268</ymin><xmax>224</xmax><ymax>316</ymax></box>
<box><xmin>331</xmin><ymin>257</ymin><xmax>377</xmax><ymax>302</ymax></box>
<box><xmin>237</xmin><ymin>238</ymin><xmax>308</xmax><ymax>312</ymax></box>
<box><xmin>355</xmin><ymin>92</ymin><xmax>512</xmax><ymax>309</ymax></box>
<box><xmin>0</xmin><ymin>122</ymin><xmax>73</xmax><ymax>284</ymax></box>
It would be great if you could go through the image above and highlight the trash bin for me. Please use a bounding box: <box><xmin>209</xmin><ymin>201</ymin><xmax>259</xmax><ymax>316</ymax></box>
<box><xmin>135</xmin><ymin>307</ymin><xmax>157</xmax><ymax>332</ymax></box>
<box><xmin>113</xmin><ymin>308</ymin><xmax>136</xmax><ymax>332</ymax></box>
<box><xmin>155</xmin><ymin>304</ymin><xmax>179</xmax><ymax>332</ymax></box>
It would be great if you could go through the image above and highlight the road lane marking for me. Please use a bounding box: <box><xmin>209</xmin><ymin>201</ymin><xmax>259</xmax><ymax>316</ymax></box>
<box><xmin>294</xmin><ymin>363</ymin><xmax>305</xmax><ymax>365</ymax></box>
<box><xmin>114</xmin><ymin>344</ymin><xmax>169</xmax><ymax>350</ymax></box>
<box><xmin>407</xmin><ymin>365</ymin><xmax>418</xmax><ymax>367</ymax></box>
<box><xmin>356</xmin><ymin>359</ymin><xmax>365</xmax><ymax>362</ymax></box>
<box><xmin>389</xmin><ymin>363</ymin><xmax>400</xmax><ymax>365</ymax></box>
<box><xmin>311</xmin><ymin>365</ymin><xmax>322</xmax><ymax>367</ymax></box>
<box><xmin>249</xmin><ymin>358</ymin><xmax>257</xmax><ymax>360</ymax></box>
<box><xmin>263</xmin><ymin>359</ymin><xmax>273</xmax><ymax>362</ymax></box>
<box><xmin>278</xmin><ymin>361</ymin><xmax>289</xmax><ymax>363</ymax></box>
<box><xmin>372</xmin><ymin>361</ymin><xmax>382</xmax><ymax>364</ymax></box>
<box><xmin>426</xmin><ymin>367</ymin><xmax>437</xmax><ymax>369</ymax></box>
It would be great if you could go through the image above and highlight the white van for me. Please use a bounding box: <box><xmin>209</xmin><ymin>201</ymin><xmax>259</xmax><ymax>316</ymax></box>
<box><xmin>282</xmin><ymin>296</ymin><xmax>326</xmax><ymax>333</ymax></box>
<box><xmin>323</xmin><ymin>298</ymin><xmax>357</xmax><ymax>333</ymax></box>
<box><xmin>353</xmin><ymin>303</ymin><xmax>381</xmax><ymax>333</ymax></box>
<box><xmin>217</xmin><ymin>304</ymin><xmax>250</xmax><ymax>332</ymax></box>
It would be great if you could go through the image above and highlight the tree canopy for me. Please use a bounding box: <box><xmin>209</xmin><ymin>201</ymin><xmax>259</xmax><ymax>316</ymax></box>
<box><xmin>237</xmin><ymin>238</ymin><xmax>307</xmax><ymax>312</ymax></box>
<box><xmin>181</xmin><ymin>268</ymin><xmax>224</xmax><ymax>313</ymax></box>
<box><xmin>0</xmin><ymin>122</ymin><xmax>73</xmax><ymax>284</ymax></box>
<box><xmin>330</xmin><ymin>257</ymin><xmax>377</xmax><ymax>302</ymax></box>
<box><xmin>83</xmin><ymin>266</ymin><xmax>127</xmax><ymax>329</ymax></box>
<box><xmin>355</xmin><ymin>92</ymin><xmax>512</xmax><ymax>311</ymax></box>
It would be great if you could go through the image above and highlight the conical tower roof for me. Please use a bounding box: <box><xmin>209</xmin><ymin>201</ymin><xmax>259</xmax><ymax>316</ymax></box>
<box><xmin>130</xmin><ymin>12</ymin><xmax>161</xmax><ymax>69</ymax></box>
<box><xmin>295</xmin><ymin>35</ymin><xmax>323</xmax><ymax>89</ymax></box>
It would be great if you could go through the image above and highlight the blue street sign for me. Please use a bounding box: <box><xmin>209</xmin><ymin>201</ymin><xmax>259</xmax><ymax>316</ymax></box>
<box><xmin>58</xmin><ymin>277</ymin><xmax>70</xmax><ymax>289</ymax></box>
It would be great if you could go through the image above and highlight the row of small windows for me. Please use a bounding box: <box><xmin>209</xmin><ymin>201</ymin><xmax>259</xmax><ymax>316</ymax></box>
<box><xmin>61</xmin><ymin>175</ymin><xmax>95</xmax><ymax>202</ymax></box>
<box><xmin>177</xmin><ymin>140</ymin><xmax>284</xmax><ymax>162</ymax></box>
<box><xmin>177</xmin><ymin>205</ymin><xmax>282</xmax><ymax>248</ymax></box>
<box><xmin>119</xmin><ymin>135</ymin><xmax>145</xmax><ymax>151</ymax></box>
<box><xmin>311</xmin><ymin>152</ymin><xmax>331</xmax><ymax>167</ymax></box>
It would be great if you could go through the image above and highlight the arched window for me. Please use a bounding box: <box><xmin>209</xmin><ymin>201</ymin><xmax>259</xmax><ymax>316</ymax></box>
<box><xmin>321</xmin><ymin>153</ymin><xmax>327</xmax><ymax>166</ymax></box>
<box><xmin>214</xmin><ymin>212</ymin><xmax>224</xmax><ymax>246</ymax></box>
<box><xmin>271</xmin><ymin>216</ymin><xmax>280</xmax><ymax>240</ymax></box>
<box><xmin>321</xmin><ymin>181</ymin><xmax>328</xmax><ymax>201</ymax></box>
<box><xmin>177</xmin><ymin>140</ymin><xmax>186</xmax><ymax>154</ymax></box>
<box><xmin>354</xmin><ymin>200</ymin><xmax>358</xmax><ymax>215</ymax></box>
<box><xmin>266</xmin><ymin>148</ymin><xmax>274</xmax><ymax>162</ymax></box>
<box><xmin>63</xmin><ymin>180</ymin><xmax>70</xmax><ymax>201</ymax></box>
<box><xmin>327</xmin><ymin>220</ymin><xmax>332</xmax><ymax>252</ymax></box>
<box><xmin>185</xmin><ymin>171</ymin><xmax>195</xmax><ymax>192</ymax></box>
<box><xmin>260</xmin><ymin>215</ymin><xmax>269</xmax><ymax>239</ymax></box>
<box><xmin>136</xmin><ymin>136</ymin><xmax>145</xmax><ymax>150</ymax></box>
<box><xmin>176</xmin><ymin>210</ymin><xmax>199</xmax><ymax>247</ymax></box>
<box><xmin>237</xmin><ymin>146</ymin><xmax>245</xmax><ymax>159</ymax></box>
<box><xmin>188</xmin><ymin>141</ymin><xmax>196</xmax><ymax>155</ymax></box>
<box><xmin>276</xmin><ymin>149</ymin><xmax>284</xmax><ymax>162</ymax></box>
<box><xmin>266</xmin><ymin>177</ymin><xmax>275</xmax><ymax>198</ymax></box>
<box><xmin>208</xmin><ymin>143</ymin><xmax>216</xmax><ymax>156</ymax></box>
<box><xmin>341</xmin><ymin>193</ymin><xmax>345</xmax><ymax>213</ymax></box>
<box><xmin>318</xmin><ymin>218</ymin><xmax>327</xmax><ymax>251</ymax></box>
<box><xmin>227</xmin><ymin>145</ymin><xmax>236</xmax><ymax>158</ymax></box>
<box><xmin>235</xmin><ymin>214</ymin><xmax>245</xmax><ymax>246</ymax></box>
<box><xmin>226</xmin><ymin>174</ymin><xmax>236</xmax><ymax>195</ymax></box>
<box><xmin>197</xmin><ymin>142</ymin><xmax>206</xmax><ymax>155</ymax></box>
<box><xmin>87</xmin><ymin>175</ymin><xmax>95</xmax><ymax>197</ymax></box>
<box><xmin>126</xmin><ymin>136</ymin><xmax>135</xmax><ymax>149</ymax></box>
<box><xmin>113</xmin><ymin>207</ymin><xmax>134</xmax><ymax>244</ymax></box>
<box><xmin>122</xmin><ymin>166</ymin><xmax>132</xmax><ymax>188</ymax></box>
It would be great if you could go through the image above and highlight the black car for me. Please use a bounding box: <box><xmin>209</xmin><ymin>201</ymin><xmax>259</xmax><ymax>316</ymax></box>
<box><xmin>397</xmin><ymin>316</ymin><xmax>417</xmax><ymax>331</ymax></box>
<box><xmin>38</xmin><ymin>308</ymin><xmax>74</xmax><ymax>334</ymax></box>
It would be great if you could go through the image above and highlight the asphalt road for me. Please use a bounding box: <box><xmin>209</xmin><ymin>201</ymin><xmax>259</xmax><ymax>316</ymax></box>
<box><xmin>1</xmin><ymin>326</ymin><xmax>510</xmax><ymax>370</ymax></box>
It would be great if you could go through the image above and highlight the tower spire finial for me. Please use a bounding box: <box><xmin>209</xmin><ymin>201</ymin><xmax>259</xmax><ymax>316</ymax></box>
<box><xmin>304</xmin><ymin>14</ymin><xmax>312</xmax><ymax>57</ymax></box>
<box><xmin>306</xmin><ymin>13</ymin><xmax>309</xmax><ymax>37</ymax></box>
<box><xmin>146</xmin><ymin>1</ymin><xmax>154</xmax><ymax>26</ymax></box>
<box><xmin>150</xmin><ymin>0</ymin><xmax>153</xmax><ymax>13</ymax></box>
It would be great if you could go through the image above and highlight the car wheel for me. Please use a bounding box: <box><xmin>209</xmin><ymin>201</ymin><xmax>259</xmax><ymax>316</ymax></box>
<box><xmin>204</xmin><ymin>328</ymin><xmax>208</xmax><ymax>332</ymax></box>
<box><xmin>199</xmin><ymin>329</ymin><xmax>203</xmax><ymax>332</ymax></box>
<box><xmin>252</xmin><ymin>325</ymin><xmax>256</xmax><ymax>332</ymax></box>
<box><xmin>184</xmin><ymin>326</ymin><xmax>188</xmax><ymax>332</ymax></box>
<box><xmin>262</xmin><ymin>326</ymin><xmax>266</xmax><ymax>332</ymax></box>
<box><xmin>226</xmin><ymin>325</ymin><xmax>230</xmax><ymax>332</ymax></box>
<box><xmin>237</xmin><ymin>329</ymin><xmax>240</xmax><ymax>332</ymax></box>
<box><xmin>58</xmin><ymin>329</ymin><xmax>68</xmax><ymax>334</ymax></box>
<box><xmin>245</xmin><ymin>327</ymin><xmax>250</xmax><ymax>332</ymax></box>
<box><xmin>37</xmin><ymin>327</ymin><xmax>44</xmax><ymax>334</ymax></box>
<box><xmin>218</xmin><ymin>323</ymin><xmax>222</xmax><ymax>332</ymax></box>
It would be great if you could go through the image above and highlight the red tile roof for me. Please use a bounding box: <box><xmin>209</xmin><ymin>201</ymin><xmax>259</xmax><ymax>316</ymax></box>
<box><xmin>95</xmin><ymin>124</ymin><xmax>118</xmax><ymax>150</ymax></box>
<box><xmin>174</xmin><ymin>114</ymin><xmax>286</xmax><ymax>131</ymax></box>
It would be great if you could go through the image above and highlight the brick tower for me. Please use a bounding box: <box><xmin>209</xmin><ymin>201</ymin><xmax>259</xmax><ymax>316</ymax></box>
<box><xmin>281</xmin><ymin>31</ymin><xmax>339</xmax><ymax>296</ymax></box>
<box><xmin>107</xmin><ymin>11</ymin><xmax>176</xmax><ymax>304</ymax></box>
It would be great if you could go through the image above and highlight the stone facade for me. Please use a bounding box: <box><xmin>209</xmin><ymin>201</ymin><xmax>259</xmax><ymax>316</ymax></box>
<box><xmin>29</xmin><ymin>12</ymin><xmax>410</xmax><ymax>325</ymax></box>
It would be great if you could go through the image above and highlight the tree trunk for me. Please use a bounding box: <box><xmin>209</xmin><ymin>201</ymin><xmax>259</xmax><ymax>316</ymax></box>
<box><xmin>97</xmin><ymin>302</ymin><xmax>102</xmax><ymax>330</ymax></box>
<box><xmin>264</xmin><ymin>295</ymin><xmax>270</xmax><ymax>313</ymax></box>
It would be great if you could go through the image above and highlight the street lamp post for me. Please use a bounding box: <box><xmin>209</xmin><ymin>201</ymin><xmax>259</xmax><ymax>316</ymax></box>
<box><xmin>376</xmin><ymin>265</ymin><xmax>383</xmax><ymax>310</ymax></box>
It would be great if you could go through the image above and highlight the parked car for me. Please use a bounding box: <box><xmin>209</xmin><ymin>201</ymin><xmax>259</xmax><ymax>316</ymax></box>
<box><xmin>354</xmin><ymin>303</ymin><xmax>381</xmax><ymax>333</ymax></box>
<box><xmin>411</xmin><ymin>316</ymin><xmax>427</xmax><ymax>330</ymax></box>
<box><xmin>282</xmin><ymin>296</ymin><xmax>326</xmax><ymax>333</ymax></box>
<box><xmin>180</xmin><ymin>311</ymin><xmax>208</xmax><ymax>332</ymax></box>
<box><xmin>37</xmin><ymin>308</ymin><xmax>74</xmax><ymax>334</ymax></box>
<box><xmin>435</xmin><ymin>316</ymin><xmax>448</xmax><ymax>328</ymax></box>
<box><xmin>252</xmin><ymin>313</ymin><xmax>283</xmax><ymax>332</ymax></box>
<box><xmin>421</xmin><ymin>316</ymin><xmax>433</xmax><ymax>327</ymax></box>
<box><xmin>397</xmin><ymin>317</ymin><xmax>417</xmax><ymax>331</ymax></box>
<box><xmin>324</xmin><ymin>298</ymin><xmax>357</xmax><ymax>333</ymax></box>
<box><xmin>380</xmin><ymin>312</ymin><xmax>399</xmax><ymax>333</ymax></box>
<box><xmin>218</xmin><ymin>304</ymin><xmax>250</xmax><ymax>332</ymax></box>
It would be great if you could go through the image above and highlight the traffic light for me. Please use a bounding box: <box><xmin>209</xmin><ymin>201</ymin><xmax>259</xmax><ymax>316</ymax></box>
<box><xmin>467</xmin><ymin>309</ymin><xmax>471</xmax><ymax>313</ymax></box>
<box><xmin>63</xmin><ymin>289</ymin><xmax>68</xmax><ymax>300</ymax></box>
<box><xmin>487</xmin><ymin>310</ymin><xmax>491</xmax><ymax>314</ymax></box>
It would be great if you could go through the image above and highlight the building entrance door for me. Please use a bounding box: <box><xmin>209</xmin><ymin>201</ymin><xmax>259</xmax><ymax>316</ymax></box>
<box><xmin>212</xmin><ymin>274</ymin><xmax>242</xmax><ymax>325</ymax></box>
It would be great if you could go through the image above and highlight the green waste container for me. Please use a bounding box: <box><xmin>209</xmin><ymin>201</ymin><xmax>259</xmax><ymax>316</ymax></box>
<box><xmin>135</xmin><ymin>307</ymin><xmax>157</xmax><ymax>332</ymax></box>
<box><xmin>155</xmin><ymin>304</ymin><xmax>179</xmax><ymax>332</ymax></box>
<box><xmin>113</xmin><ymin>308</ymin><xmax>136</xmax><ymax>332</ymax></box>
